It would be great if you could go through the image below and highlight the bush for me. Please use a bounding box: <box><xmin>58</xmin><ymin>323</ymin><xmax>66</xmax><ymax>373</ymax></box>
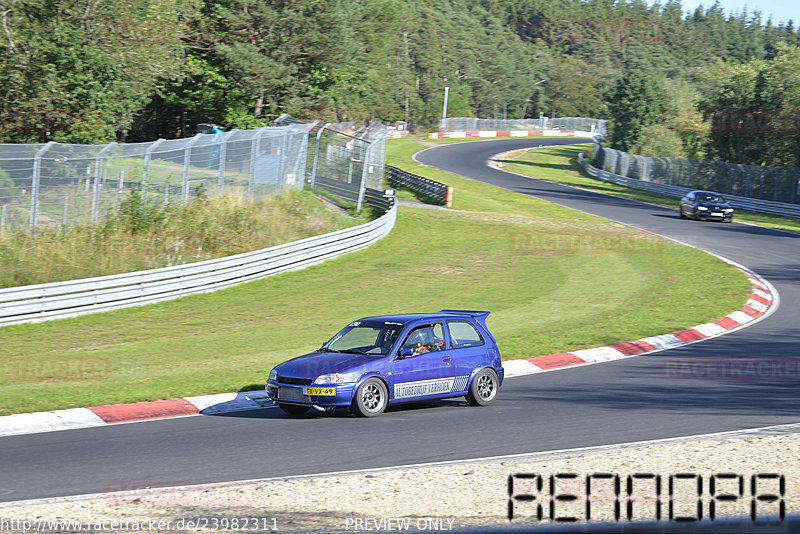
<box><xmin>630</xmin><ymin>125</ymin><xmax>687</xmax><ymax>159</ymax></box>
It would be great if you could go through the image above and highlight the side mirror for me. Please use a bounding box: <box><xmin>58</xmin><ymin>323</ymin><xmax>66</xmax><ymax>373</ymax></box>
<box><xmin>398</xmin><ymin>347</ymin><xmax>414</xmax><ymax>359</ymax></box>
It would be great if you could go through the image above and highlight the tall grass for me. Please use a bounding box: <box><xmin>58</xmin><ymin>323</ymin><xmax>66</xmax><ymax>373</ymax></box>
<box><xmin>0</xmin><ymin>189</ymin><xmax>359</xmax><ymax>288</ymax></box>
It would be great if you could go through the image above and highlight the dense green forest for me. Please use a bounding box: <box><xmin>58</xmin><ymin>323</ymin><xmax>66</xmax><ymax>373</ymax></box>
<box><xmin>1</xmin><ymin>0</ymin><xmax>799</xmax><ymax>166</ymax></box>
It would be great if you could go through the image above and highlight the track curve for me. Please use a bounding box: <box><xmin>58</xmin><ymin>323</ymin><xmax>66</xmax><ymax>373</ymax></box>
<box><xmin>2</xmin><ymin>138</ymin><xmax>798</xmax><ymax>503</ymax></box>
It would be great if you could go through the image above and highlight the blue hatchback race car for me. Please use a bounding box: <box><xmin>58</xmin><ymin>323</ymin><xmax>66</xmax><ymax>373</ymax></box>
<box><xmin>266</xmin><ymin>310</ymin><xmax>504</xmax><ymax>417</ymax></box>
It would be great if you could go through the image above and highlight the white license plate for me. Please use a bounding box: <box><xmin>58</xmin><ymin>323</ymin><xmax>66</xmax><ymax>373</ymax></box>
<box><xmin>278</xmin><ymin>387</ymin><xmax>308</xmax><ymax>401</ymax></box>
<box><xmin>711</xmin><ymin>212</ymin><xmax>723</xmax><ymax>217</ymax></box>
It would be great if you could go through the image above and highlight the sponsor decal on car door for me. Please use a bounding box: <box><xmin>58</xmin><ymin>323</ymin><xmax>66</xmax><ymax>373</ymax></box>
<box><xmin>392</xmin><ymin>322</ymin><xmax>459</xmax><ymax>399</ymax></box>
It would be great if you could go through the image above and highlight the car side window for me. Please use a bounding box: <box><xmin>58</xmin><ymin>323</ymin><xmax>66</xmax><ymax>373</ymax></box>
<box><xmin>401</xmin><ymin>323</ymin><xmax>445</xmax><ymax>356</ymax></box>
<box><xmin>447</xmin><ymin>320</ymin><xmax>484</xmax><ymax>349</ymax></box>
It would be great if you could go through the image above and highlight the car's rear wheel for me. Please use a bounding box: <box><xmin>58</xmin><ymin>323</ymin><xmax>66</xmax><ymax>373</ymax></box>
<box><xmin>278</xmin><ymin>403</ymin><xmax>310</xmax><ymax>416</ymax></box>
<box><xmin>466</xmin><ymin>368</ymin><xmax>498</xmax><ymax>406</ymax></box>
<box><xmin>351</xmin><ymin>378</ymin><xmax>388</xmax><ymax>417</ymax></box>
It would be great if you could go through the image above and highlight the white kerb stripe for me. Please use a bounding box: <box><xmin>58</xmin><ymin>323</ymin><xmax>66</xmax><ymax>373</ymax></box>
<box><xmin>692</xmin><ymin>323</ymin><xmax>727</xmax><ymax>337</ymax></box>
<box><xmin>752</xmin><ymin>288</ymin><xmax>771</xmax><ymax>301</ymax></box>
<box><xmin>571</xmin><ymin>346</ymin><xmax>626</xmax><ymax>363</ymax></box>
<box><xmin>639</xmin><ymin>333</ymin><xmax>683</xmax><ymax>351</ymax></box>
<box><xmin>502</xmin><ymin>359</ymin><xmax>544</xmax><ymax>376</ymax></box>
<box><xmin>728</xmin><ymin>310</ymin><xmax>755</xmax><ymax>324</ymax></box>
<box><xmin>745</xmin><ymin>300</ymin><xmax>768</xmax><ymax>313</ymax></box>
<box><xmin>0</xmin><ymin>408</ymin><xmax>105</xmax><ymax>437</ymax></box>
<box><xmin>185</xmin><ymin>392</ymin><xmax>273</xmax><ymax>413</ymax></box>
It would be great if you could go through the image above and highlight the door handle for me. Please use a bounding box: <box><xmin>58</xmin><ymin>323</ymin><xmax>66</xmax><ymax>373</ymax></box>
<box><xmin>442</xmin><ymin>355</ymin><xmax>452</xmax><ymax>362</ymax></box>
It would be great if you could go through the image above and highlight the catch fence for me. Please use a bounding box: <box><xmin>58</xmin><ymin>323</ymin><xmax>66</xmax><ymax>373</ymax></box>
<box><xmin>593</xmin><ymin>142</ymin><xmax>800</xmax><ymax>205</ymax></box>
<box><xmin>439</xmin><ymin>117</ymin><xmax>607</xmax><ymax>136</ymax></box>
<box><xmin>0</xmin><ymin>120</ymin><xmax>393</xmax><ymax>233</ymax></box>
<box><xmin>306</xmin><ymin>121</ymin><xmax>390</xmax><ymax>211</ymax></box>
<box><xmin>0</xmin><ymin>124</ymin><xmax>314</xmax><ymax>233</ymax></box>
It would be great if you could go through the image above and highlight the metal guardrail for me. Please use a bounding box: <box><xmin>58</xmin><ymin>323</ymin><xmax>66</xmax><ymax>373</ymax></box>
<box><xmin>386</xmin><ymin>166</ymin><xmax>450</xmax><ymax>205</ymax></box>
<box><xmin>0</xmin><ymin>201</ymin><xmax>397</xmax><ymax>326</ymax></box>
<box><xmin>578</xmin><ymin>153</ymin><xmax>800</xmax><ymax>218</ymax></box>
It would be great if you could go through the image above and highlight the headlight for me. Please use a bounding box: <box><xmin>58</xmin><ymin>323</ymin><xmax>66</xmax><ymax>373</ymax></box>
<box><xmin>314</xmin><ymin>372</ymin><xmax>359</xmax><ymax>385</ymax></box>
<box><xmin>268</xmin><ymin>369</ymin><xmax>277</xmax><ymax>382</ymax></box>
<box><xmin>697</xmin><ymin>206</ymin><xmax>708</xmax><ymax>210</ymax></box>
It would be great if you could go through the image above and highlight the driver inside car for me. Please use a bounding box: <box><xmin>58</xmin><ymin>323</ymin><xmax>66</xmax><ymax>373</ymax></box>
<box><xmin>403</xmin><ymin>325</ymin><xmax>444</xmax><ymax>356</ymax></box>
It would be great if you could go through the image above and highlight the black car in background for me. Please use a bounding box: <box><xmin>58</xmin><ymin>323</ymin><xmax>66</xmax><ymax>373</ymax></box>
<box><xmin>679</xmin><ymin>190</ymin><xmax>734</xmax><ymax>222</ymax></box>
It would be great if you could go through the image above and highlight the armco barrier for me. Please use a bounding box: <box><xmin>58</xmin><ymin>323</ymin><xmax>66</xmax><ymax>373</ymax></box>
<box><xmin>578</xmin><ymin>153</ymin><xmax>800</xmax><ymax>219</ymax></box>
<box><xmin>0</xmin><ymin>201</ymin><xmax>397</xmax><ymax>326</ymax></box>
<box><xmin>386</xmin><ymin>166</ymin><xmax>451</xmax><ymax>206</ymax></box>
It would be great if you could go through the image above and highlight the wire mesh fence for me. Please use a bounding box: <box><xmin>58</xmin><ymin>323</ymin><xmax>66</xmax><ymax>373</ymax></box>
<box><xmin>306</xmin><ymin>121</ymin><xmax>390</xmax><ymax>210</ymax></box>
<box><xmin>593</xmin><ymin>141</ymin><xmax>800</xmax><ymax>204</ymax></box>
<box><xmin>439</xmin><ymin>117</ymin><xmax>607</xmax><ymax>136</ymax></box>
<box><xmin>0</xmin><ymin>124</ymin><xmax>317</xmax><ymax>233</ymax></box>
<box><xmin>0</xmin><ymin>119</ymin><xmax>394</xmax><ymax>234</ymax></box>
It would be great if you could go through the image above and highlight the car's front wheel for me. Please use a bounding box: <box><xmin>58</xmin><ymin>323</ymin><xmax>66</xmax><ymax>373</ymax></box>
<box><xmin>351</xmin><ymin>378</ymin><xmax>388</xmax><ymax>417</ymax></box>
<box><xmin>679</xmin><ymin>207</ymin><xmax>687</xmax><ymax>218</ymax></box>
<box><xmin>277</xmin><ymin>403</ymin><xmax>310</xmax><ymax>416</ymax></box>
<box><xmin>466</xmin><ymin>368</ymin><xmax>498</xmax><ymax>406</ymax></box>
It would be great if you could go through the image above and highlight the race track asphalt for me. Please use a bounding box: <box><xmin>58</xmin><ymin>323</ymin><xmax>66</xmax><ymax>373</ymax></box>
<box><xmin>2</xmin><ymin>138</ymin><xmax>798</xmax><ymax>503</ymax></box>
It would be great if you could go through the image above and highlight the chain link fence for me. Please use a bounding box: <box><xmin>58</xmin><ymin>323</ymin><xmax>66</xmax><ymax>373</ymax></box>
<box><xmin>439</xmin><ymin>117</ymin><xmax>607</xmax><ymax>136</ymax></box>
<box><xmin>306</xmin><ymin>121</ymin><xmax>390</xmax><ymax>211</ymax></box>
<box><xmin>0</xmin><ymin>124</ymin><xmax>317</xmax><ymax>233</ymax></box>
<box><xmin>593</xmin><ymin>142</ymin><xmax>800</xmax><ymax>204</ymax></box>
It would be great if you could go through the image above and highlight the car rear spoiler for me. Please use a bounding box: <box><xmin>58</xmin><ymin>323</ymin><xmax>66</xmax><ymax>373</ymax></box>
<box><xmin>438</xmin><ymin>310</ymin><xmax>494</xmax><ymax>341</ymax></box>
<box><xmin>439</xmin><ymin>309</ymin><xmax>490</xmax><ymax>320</ymax></box>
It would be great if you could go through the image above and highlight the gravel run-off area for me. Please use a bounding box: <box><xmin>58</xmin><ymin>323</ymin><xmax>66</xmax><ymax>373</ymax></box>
<box><xmin>1</xmin><ymin>424</ymin><xmax>797</xmax><ymax>533</ymax></box>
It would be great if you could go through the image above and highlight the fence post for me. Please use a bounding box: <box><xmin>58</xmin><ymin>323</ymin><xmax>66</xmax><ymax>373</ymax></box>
<box><xmin>29</xmin><ymin>140</ymin><xmax>56</xmax><ymax>229</ymax></box>
<box><xmin>309</xmin><ymin>123</ymin><xmax>330</xmax><ymax>189</ymax></box>
<box><xmin>347</xmin><ymin>156</ymin><xmax>354</xmax><ymax>184</ymax></box>
<box><xmin>182</xmin><ymin>134</ymin><xmax>204</xmax><ymax>205</ymax></box>
<box><xmin>217</xmin><ymin>129</ymin><xmax>237</xmax><ymax>195</ymax></box>
<box><xmin>62</xmin><ymin>196</ymin><xmax>69</xmax><ymax>226</ymax></box>
<box><xmin>92</xmin><ymin>142</ymin><xmax>116</xmax><ymax>224</ymax></box>
<box><xmin>116</xmin><ymin>171</ymin><xmax>125</xmax><ymax>213</ymax></box>
<box><xmin>1</xmin><ymin>204</ymin><xmax>6</xmax><ymax>236</ymax></box>
<box><xmin>143</xmin><ymin>138</ymin><xmax>165</xmax><ymax>185</ymax></box>
<box><xmin>294</xmin><ymin>122</ymin><xmax>317</xmax><ymax>191</ymax></box>
<box><xmin>278</xmin><ymin>131</ymin><xmax>288</xmax><ymax>191</ymax></box>
<box><xmin>356</xmin><ymin>141</ymin><xmax>373</xmax><ymax>212</ymax></box>
<box><xmin>247</xmin><ymin>132</ymin><xmax>261</xmax><ymax>201</ymax></box>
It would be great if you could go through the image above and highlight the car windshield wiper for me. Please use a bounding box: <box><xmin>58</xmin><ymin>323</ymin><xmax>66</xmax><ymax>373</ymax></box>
<box><xmin>335</xmin><ymin>349</ymin><xmax>366</xmax><ymax>355</ymax></box>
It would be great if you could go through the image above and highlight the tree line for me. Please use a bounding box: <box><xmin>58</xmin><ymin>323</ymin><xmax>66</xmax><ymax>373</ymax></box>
<box><xmin>1</xmin><ymin>0</ymin><xmax>799</xmax><ymax>167</ymax></box>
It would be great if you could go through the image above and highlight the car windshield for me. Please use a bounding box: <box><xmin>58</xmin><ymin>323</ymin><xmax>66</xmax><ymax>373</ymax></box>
<box><xmin>698</xmin><ymin>194</ymin><xmax>725</xmax><ymax>203</ymax></box>
<box><xmin>325</xmin><ymin>321</ymin><xmax>404</xmax><ymax>356</ymax></box>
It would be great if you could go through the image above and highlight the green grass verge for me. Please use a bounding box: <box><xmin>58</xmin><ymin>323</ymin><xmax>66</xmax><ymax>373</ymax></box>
<box><xmin>0</xmin><ymin>189</ymin><xmax>364</xmax><ymax>287</ymax></box>
<box><xmin>0</xmin><ymin>138</ymin><xmax>752</xmax><ymax>415</ymax></box>
<box><xmin>494</xmin><ymin>143</ymin><xmax>800</xmax><ymax>234</ymax></box>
